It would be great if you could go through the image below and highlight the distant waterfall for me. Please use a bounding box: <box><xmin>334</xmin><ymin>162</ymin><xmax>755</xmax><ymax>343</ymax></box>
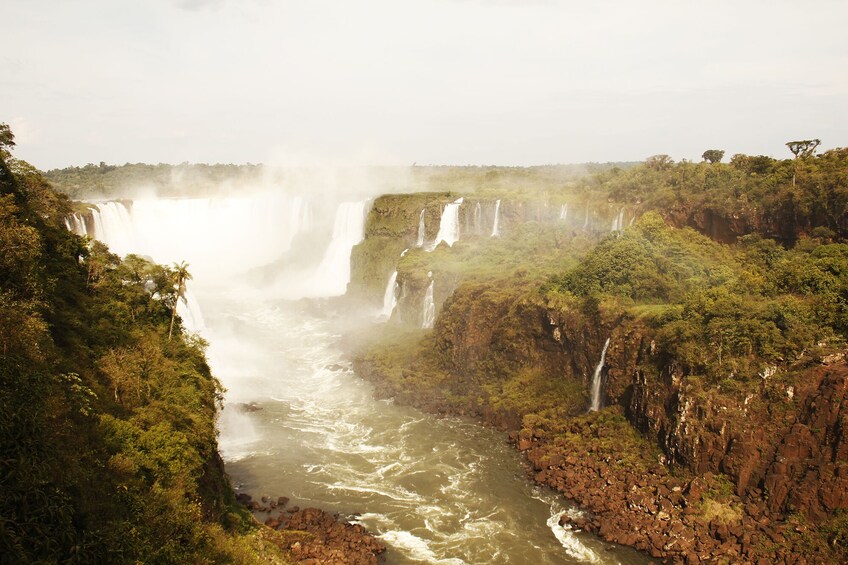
<box><xmin>473</xmin><ymin>202</ymin><xmax>482</xmax><ymax>234</ymax></box>
<box><xmin>416</xmin><ymin>209</ymin><xmax>426</xmax><ymax>247</ymax></box>
<box><xmin>559</xmin><ymin>203</ymin><xmax>568</xmax><ymax>222</ymax></box>
<box><xmin>380</xmin><ymin>271</ymin><xmax>399</xmax><ymax>320</ymax></box>
<box><xmin>65</xmin><ymin>212</ymin><xmax>88</xmax><ymax>236</ymax></box>
<box><xmin>491</xmin><ymin>200</ymin><xmax>501</xmax><ymax>237</ymax></box>
<box><xmin>421</xmin><ymin>278</ymin><xmax>435</xmax><ymax>329</ymax></box>
<box><xmin>175</xmin><ymin>286</ymin><xmax>206</xmax><ymax>333</ymax></box>
<box><xmin>310</xmin><ymin>200</ymin><xmax>368</xmax><ymax>297</ymax></box>
<box><xmin>589</xmin><ymin>338</ymin><xmax>611</xmax><ymax>412</ymax></box>
<box><xmin>610</xmin><ymin>208</ymin><xmax>625</xmax><ymax>232</ymax></box>
<box><xmin>69</xmin><ymin>193</ymin><xmax>313</xmax><ymax>280</ymax></box>
<box><xmin>429</xmin><ymin>198</ymin><xmax>463</xmax><ymax>250</ymax></box>
<box><xmin>583</xmin><ymin>204</ymin><xmax>589</xmax><ymax>229</ymax></box>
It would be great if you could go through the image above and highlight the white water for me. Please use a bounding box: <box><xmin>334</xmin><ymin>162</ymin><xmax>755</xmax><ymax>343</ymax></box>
<box><xmin>473</xmin><ymin>202</ymin><xmax>482</xmax><ymax>234</ymax></box>
<box><xmin>422</xmin><ymin>278</ymin><xmax>436</xmax><ymax>329</ymax></box>
<box><xmin>68</xmin><ymin>192</ymin><xmax>645</xmax><ymax>565</ymax></box>
<box><xmin>589</xmin><ymin>338</ymin><xmax>611</xmax><ymax>412</ymax></box>
<box><xmin>583</xmin><ymin>204</ymin><xmax>590</xmax><ymax>229</ymax></box>
<box><xmin>560</xmin><ymin>203</ymin><xmax>568</xmax><ymax>222</ymax></box>
<box><xmin>491</xmin><ymin>199</ymin><xmax>501</xmax><ymax>237</ymax></box>
<box><xmin>380</xmin><ymin>271</ymin><xmax>399</xmax><ymax>320</ymax></box>
<box><xmin>65</xmin><ymin>212</ymin><xmax>88</xmax><ymax>236</ymax></box>
<box><xmin>429</xmin><ymin>198</ymin><xmax>463</xmax><ymax>250</ymax></box>
<box><xmin>77</xmin><ymin>193</ymin><xmax>312</xmax><ymax>280</ymax></box>
<box><xmin>610</xmin><ymin>208</ymin><xmax>625</xmax><ymax>232</ymax></box>
<box><xmin>306</xmin><ymin>200</ymin><xmax>367</xmax><ymax>297</ymax></box>
<box><xmin>416</xmin><ymin>209</ymin><xmax>426</xmax><ymax>247</ymax></box>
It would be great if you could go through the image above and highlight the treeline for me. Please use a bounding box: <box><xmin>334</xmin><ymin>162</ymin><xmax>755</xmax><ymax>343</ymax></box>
<box><xmin>548</xmin><ymin>212</ymin><xmax>848</xmax><ymax>384</ymax></box>
<box><xmin>45</xmin><ymin>162</ymin><xmax>264</xmax><ymax>199</ymax></box>
<box><xmin>0</xmin><ymin>129</ymin><xmax>278</xmax><ymax>561</ymax></box>
<box><xmin>584</xmin><ymin>147</ymin><xmax>848</xmax><ymax>243</ymax></box>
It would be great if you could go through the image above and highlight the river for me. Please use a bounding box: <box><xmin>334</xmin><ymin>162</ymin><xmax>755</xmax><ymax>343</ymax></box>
<box><xmin>72</xmin><ymin>193</ymin><xmax>652</xmax><ymax>564</ymax></box>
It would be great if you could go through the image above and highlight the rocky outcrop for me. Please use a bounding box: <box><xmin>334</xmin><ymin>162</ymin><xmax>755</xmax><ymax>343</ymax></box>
<box><xmin>237</xmin><ymin>493</ymin><xmax>386</xmax><ymax>564</ymax></box>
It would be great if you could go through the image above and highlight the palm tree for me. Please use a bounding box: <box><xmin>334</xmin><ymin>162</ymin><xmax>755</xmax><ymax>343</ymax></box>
<box><xmin>168</xmin><ymin>261</ymin><xmax>192</xmax><ymax>340</ymax></box>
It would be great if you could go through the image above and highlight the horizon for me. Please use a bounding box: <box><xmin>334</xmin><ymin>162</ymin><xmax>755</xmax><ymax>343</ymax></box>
<box><xmin>4</xmin><ymin>0</ymin><xmax>847</xmax><ymax>170</ymax></box>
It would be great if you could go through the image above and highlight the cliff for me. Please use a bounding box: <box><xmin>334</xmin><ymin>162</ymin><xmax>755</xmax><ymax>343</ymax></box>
<box><xmin>347</xmin><ymin>179</ymin><xmax>848</xmax><ymax>562</ymax></box>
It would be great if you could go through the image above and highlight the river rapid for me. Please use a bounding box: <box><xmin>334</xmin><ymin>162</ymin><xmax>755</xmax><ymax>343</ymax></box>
<box><xmin>207</xmin><ymin>291</ymin><xmax>649</xmax><ymax>565</ymax></box>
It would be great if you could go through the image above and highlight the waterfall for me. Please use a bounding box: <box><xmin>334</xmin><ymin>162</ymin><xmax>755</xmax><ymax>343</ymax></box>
<box><xmin>421</xmin><ymin>278</ymin><xmax>435</xmax><ymax>329</ymax></box>
<box><xmin>589</xmin><ymin>338</ymin><xmax>611</xmax><ymax>412</ymax></box>
<box><xmin>610</xmin><ymin>208</ymin><xmax>625</xmax><ymax>232</ymax></box>
<box><xmin>65</xmin><ymin>212</ymin><xmax>88</xmax><ymax>236</ymax></box>
<box><xmin>175</xmin><ymin>285</ymin><xmax>206</xmax><ymax>333</ymax></box>
<box><xmin>491</xmin><ymin>199</ymin><xmax>501</xmax><ymax>237</ymax></box>
<box><xmin>309</xmin><ymin>200</ymin><xmax>368</xmax><ymax>297</ymax></box>
<box><xmin>380</xmin><ymin>271</ymin><xmax>399</xmax><ymax>320</ymax></box>
<box><xmin>92</xmin><ymin>201</ymin><xmax>136</xmax><ymax>256</ymax></box>
<box><xmin>559</xmin><ymin>203</ymin><xmax>568</xmax><ymax>222</ymax></box>
<box><xmin>473</xmin><ymin>202</ymin><xmax>482</xmax><ymax>234</ymax></box>
<box><xmin>583</xmin><ymin>204</ymin><xmax>589</xmax><ymax>229</ymax></box>
<box><xmin>416</xmin><ymin>209</ymin><xmax>426</xmax><ymax>247</ymax></box>
<box><xmin>429</xmin><ymin>197</ymin><xmax>463</xmax><ymax>250</ymax></box>
<box><xmin>72</xmin><ymin>193</ymin><xmax>313</xmax><ymax>280</ymax></box>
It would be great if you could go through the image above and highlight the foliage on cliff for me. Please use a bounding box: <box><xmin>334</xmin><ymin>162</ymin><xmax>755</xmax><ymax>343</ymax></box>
<box><xmin>590</xmin><ymin>148</ymin><xmax>848</xmax><ymax>243</ymax></box>
<box><xmin>0</xmin><ymin>126</ymin><xmax>284</xmax><ymax>563</ymax></box>
<box><xmin>548</xmin><ymin>212</ymin><xmax>847</xmax><ymax>382</ymax></box>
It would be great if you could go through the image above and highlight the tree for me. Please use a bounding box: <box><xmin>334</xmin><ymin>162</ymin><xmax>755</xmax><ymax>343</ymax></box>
<box><xmin>168</xmin><ymin>261</ymin><xmax>192</xmax><ymax>340</ymax></box>
<box><xmin>0</xmin><ymin>123</ymin><xmax>14</xmax><ymax>160</ymax></box>
<box><xmin>786</xmin><ymin>139</ymin><xmax>821</xmax><ymax>159</ymax></box>
<box><xmin>646</xmin><ymin>154</ymin><xmax>674</xmax><ymax>170</ymax></box>
<box><xmin>702</xmin><ymin>149</ymin><xmax>725</xmax><ymax>164</ymax></box>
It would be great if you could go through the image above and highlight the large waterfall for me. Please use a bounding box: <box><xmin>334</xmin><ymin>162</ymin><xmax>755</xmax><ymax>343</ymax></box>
<box><xmin>429</xmin><ymin>197</ymin><xmax>463</xmax><ymax>250</ymax></box>
<box><xmin>306</xmin><ymin>200</ymin><xmax>367</xmax><ymax>297</ymax></box>
<box><xmin>72</xmin><ymin>193</ymin><xmax>312</xmax><ymax>280</ymax></box>
<box><xmin>590</xmin><ymin>338</ymin><xmax>611</xmax><ymax>412</ymax></box>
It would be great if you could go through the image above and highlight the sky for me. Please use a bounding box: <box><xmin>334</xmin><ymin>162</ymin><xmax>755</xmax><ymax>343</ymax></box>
<box><xmin>2</xmin><ymin>0</ymin><xmax>847</xmax><ymax>169</ymax></box>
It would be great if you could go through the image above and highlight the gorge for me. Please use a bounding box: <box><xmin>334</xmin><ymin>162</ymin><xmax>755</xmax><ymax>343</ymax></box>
<box><xmin>38</xmin><ymin>152</ymin><xmax>848</xmax><ymax>563</ymax></box>
<box><xmin>67</xmin><ymin>191</ymin><xmax>648</xmax><ymax>563</ymax></box>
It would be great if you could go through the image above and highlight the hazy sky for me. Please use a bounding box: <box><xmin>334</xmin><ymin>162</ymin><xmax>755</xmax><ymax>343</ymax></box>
<box><xmin>3</xmin><ymin>0</ymin><xmax>847</xmax><ymax>169</ymax></box>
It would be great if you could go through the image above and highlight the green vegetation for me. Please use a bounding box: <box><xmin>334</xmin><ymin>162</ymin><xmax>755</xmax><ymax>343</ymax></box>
<box><xmin>0</xmin><ymin>125</ymin><xmax>287</xmax><ymax>562</ymax></box>
<box><xmin>547</xmin><ymin>213</ymin><xmax>846</xmax><ymax>382</ymax></box>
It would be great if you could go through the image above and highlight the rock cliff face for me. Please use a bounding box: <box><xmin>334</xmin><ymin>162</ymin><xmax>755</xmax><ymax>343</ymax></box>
<box><xmin>348</xmin><ymin>193</ymin><xmax>848</xmax><ymax>562</ymax></box>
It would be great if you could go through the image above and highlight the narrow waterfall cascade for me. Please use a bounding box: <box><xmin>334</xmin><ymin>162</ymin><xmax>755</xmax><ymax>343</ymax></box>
<box><xmin>175</xmin><ymin>284</ymin><xmax>207</xmax><ymax>333</ymax></box>
<box><xmin>629</xmin><ymin>215</ymin><xmax>636</xmax><ymax>226</ymax></box>
<box><xmin>428</xmin><ymin>197</ymin><xmax>463</xmax><ymax>250</ymax></box>
<box><xmin>473</xmin><ymin>201</ymin><xmax>482</xmax><ymax>234</ymax></box>
<box><xmin>307</xmin><ymin>200</ymin><xmax>368</xmax><ymax>297</ymax></box>
<box><xmin>379</xmin><ymin>271</ymin><xmax>399</xmax><ymax>320</ymax></box>
<box><xmin>583</xmin><ymin>204</ymin><xmax>590</xmax><ymax>228</ymax></box>
<box><xmin>415</xmin><ymin>209</ymin><xmax>426</xmax><ymax>247</ymax></box>
<box><xmin>491</xmin><ymin>199</ymin><xmax>501</xmax><ymax>237</ymax></box>
<box><xmin>421</xmin><ymin>278</ymin><xmax>436</xmax><ymax>329</ymax></box>
<box><xmin>65</xmin><ymin>212</ymin><xmax>88</xmax><ymax>236</ymax></box>
<box><xmin>589</xmin><ymin>338</ymin><xmax>612</xmax><ymax>412</ymax></box>
<box><xmin>610</xmin><ymin>208</ymin><xmax>625</xmax><ymax>232</ymax></box>
<box><xmin>560</xmin><ymin>203</ymin><xmax>568</xmax><ymax>221</ymax></box>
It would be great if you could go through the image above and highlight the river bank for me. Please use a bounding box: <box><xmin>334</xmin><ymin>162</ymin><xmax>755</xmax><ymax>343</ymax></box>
<box><xmin>351</xmin><ymin>331</ymin><xmax>845</xmax><ymax>564</ymax></box>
